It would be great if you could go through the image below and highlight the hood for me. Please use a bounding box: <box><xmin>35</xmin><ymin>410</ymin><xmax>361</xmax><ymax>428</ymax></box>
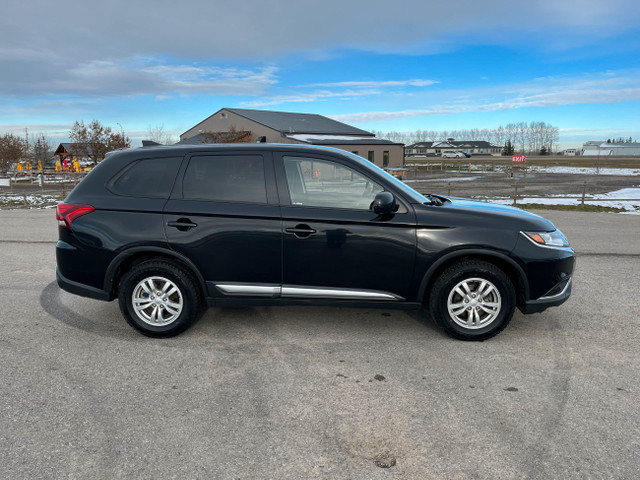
<box><xmin>415</xmin><ymin>196</ymin><xmax>556</xmax><ymax>231</ymax></box>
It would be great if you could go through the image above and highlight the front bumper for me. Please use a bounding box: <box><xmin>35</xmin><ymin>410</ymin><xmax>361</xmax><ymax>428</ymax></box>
<box><xmin>522</xmin><ymin>277</ymin><xmax>572</xmax><ymax>314</ymax></box>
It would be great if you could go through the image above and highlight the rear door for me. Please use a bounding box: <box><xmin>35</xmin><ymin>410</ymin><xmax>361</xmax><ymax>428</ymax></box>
<box><xmin>164</xmin><ymin>150</ymin><xmax>281</xmax><ymax>298</ymax></box>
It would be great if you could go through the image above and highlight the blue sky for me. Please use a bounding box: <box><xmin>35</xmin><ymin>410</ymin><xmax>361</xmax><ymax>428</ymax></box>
<box><xmin>1</xmin><ymin>0</ymin><xmax>639</xmax><ymax>148</ymax></box>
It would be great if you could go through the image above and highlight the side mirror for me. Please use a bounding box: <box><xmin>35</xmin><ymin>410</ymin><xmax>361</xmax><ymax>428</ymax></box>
<box><xmin>371</xmin><ymin>191</ymin><xmax>398</xmax><ymax>215</ymax></box>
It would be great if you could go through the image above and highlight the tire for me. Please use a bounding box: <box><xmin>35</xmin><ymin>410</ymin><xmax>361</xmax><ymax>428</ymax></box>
<box><xmin>118</xmin><ymin>261</ymin><xmax>203</xmax><ymax>337</ymax></box>
<box><xmin>429</xmin><ymin>260</ymin><xmax>515</xmax><ymax>341</ymax></box>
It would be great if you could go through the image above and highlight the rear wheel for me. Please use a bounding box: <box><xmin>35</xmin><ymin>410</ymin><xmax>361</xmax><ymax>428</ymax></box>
<box><xmin>118</xmin><ymin>261</ymin><xmax>203</xmax><ymax>337</ymax></box>
<box><xmin>429</xmin><ymin>260</ymin><xmax>515</xmax><ymax>341</ymax></box>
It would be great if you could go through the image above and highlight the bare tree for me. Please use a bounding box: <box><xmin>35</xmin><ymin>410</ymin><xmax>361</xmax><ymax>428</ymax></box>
<box><xmin>146</xmin><ymin>124</ymin><xmax>174</xmax><ymax>145</ymax></box>
<box><xmin>376</xmin><ymin>120</ymin><xmax>560</xmax><ymax>152</ymax></box>
<box><xmin>69</xmin><ymin>120</ymin><xmax>131</xmax><ymax>162</ymax></box>
<box><xmin>0</xmin><ymin>133</ymin><xmax>27</xmax><ymax>174</ymax></box>
<box><xmin>202</xmin><ymin>126</ymin><xmax>251</xmax><ymax>143</ymax></box>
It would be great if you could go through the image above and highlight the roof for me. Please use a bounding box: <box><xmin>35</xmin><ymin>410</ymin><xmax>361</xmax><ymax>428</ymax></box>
<box><xmin>225</xmin><ymin>108</ymin><xmax>374</xmax><ymax>136</ymax></box>
<box><xmin>451</xmin><ymin>141</ymin><xmax>499</xmax><ymax>148</ymax></box>
<box><xmin>600</xmin><ymin>142</ymin><xmax>640</xmax><ymax>148</ymax></box>
<box><xmin>407</xmin><ymin>140</ymin><xmax>500</xmax><ymax>149</ymax></box>
<box><xmin>582</xmin><ymin>142</ymin><xmax>640</xmax><ymax>149</ymax></box>
<box><xmin>55</xmin><ymin>143</ymin><xmax>94</xmax><ymax>155</ymax></box>
<box><xmin>284</xmin><ymin>133</ymin><xmax>399</xmax><ymax>145</ymax></box>
<box><xmin>175</xmin><ymin>131</ymin><xmax>251</xmax><ymax>145</ymax></box>
<box><xmin>305</xmin><ymin>138</ymin><xmax>400</xmax><ymax>146</ymax></box>
<box><xmin>174</xmin><ymin>134</ymin><xmax>209</xmax><ymax>145</ymax></box>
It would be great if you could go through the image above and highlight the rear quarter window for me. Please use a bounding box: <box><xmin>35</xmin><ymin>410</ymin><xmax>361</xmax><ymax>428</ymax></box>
<box><xmin>109</xmin><ymin>157</ymin><xmax>182</xmax><ymax>198</ymax></box>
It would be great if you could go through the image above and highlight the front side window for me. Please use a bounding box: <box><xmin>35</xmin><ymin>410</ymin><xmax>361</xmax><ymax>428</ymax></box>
<box><xmin>283</xmin><ymin>156</ymin><xmax>383</xmax><ymax>210</ymax></box>
<box><xmin>383</xmin><ymin>151</ymin><xmax>390</xmax><ymax>167</ymax></box>
<box><xmin>183</xmin><ymin>155</ymin><xmax>266</xmax><ymax>203</ymax></box>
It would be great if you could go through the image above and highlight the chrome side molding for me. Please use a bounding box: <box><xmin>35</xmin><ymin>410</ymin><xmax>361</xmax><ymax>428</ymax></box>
<box><xmin>214</xmin><ymin>283</ymin><xmax>402</xmax><ymax>301</ymax></box>
<box><xmin>281</xmin><ymin>286</ymin><xmax>402</xmax><ymax>301</ymax></box>
<box><xmin>215</xmin><ymin>284</ymin><xmax>280</xmax><ymax>296</ymax></box>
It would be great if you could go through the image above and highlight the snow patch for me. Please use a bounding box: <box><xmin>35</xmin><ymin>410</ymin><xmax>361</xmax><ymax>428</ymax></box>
<box><xmin>405</xmin><ymin>176</ymin><xmax>481</xmax><ymax>183</ymax></box>
<box><xmin>488</xmin><ymin>187</ymin><xmax>640</xmax><ymax>214</ymax></box>
<box><xmin>528</xmin><ymin>166</ymin><xmax>640</xmax><ymax>176</ymax></box>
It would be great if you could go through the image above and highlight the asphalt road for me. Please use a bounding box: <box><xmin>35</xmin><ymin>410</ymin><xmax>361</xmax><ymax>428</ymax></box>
<box><xmin>0</xmin><ymin>209</ymin><xmax>638</xmax><ymax>479</ymax></box>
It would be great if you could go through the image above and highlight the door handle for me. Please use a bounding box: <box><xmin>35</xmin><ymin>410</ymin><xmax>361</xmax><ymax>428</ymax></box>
<box><xmin>285</xmin><ymin>224</ymin><xmax>317</xmax><ymax>238</ymax></box>
<box><xmin>167</xmin><ymin>218</ymin><xmax>198</xmax><ymax>231</ymax></box>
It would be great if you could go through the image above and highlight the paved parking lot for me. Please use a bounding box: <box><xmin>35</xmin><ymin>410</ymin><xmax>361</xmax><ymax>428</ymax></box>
<box><xmin>0</xmin><ymin>209</ymin><xmax>638</xmax><ymax>479</ymax></box>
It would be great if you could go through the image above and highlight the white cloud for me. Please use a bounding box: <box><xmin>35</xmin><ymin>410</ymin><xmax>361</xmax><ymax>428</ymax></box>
<box><xmin>330</xmin><ymin>72</ymin><xmax>640</xmax><ymax>123</ymax></box>
<box><xmin>300</xmin><ymin>79</ymin><xmax>439</xmax><ymax>88</ymax></box>
<box><xmin>2</xmin><ymin>0</ymin><xmax>639</xmax><ymax>99</ymax></box>
<box><xmin>240</xmin><ymin>89</ymin><xmax>381</xmax><ymax>107</ymax></box>
<box><xmin>4</xmin><ymin>1</ymin><xmax>640</xmax><ymax>61</ymax></box>
<box><xmin>0</xmin><ymin>57</ymin><xmax>279</xmax><ymax>97</ymax></box>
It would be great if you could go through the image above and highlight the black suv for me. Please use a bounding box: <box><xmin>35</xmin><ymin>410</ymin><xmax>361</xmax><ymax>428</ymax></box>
<box><xmin>56</xmin><ymin>144</ymin><xmax>574</xmax><ymax>340</ymax></box>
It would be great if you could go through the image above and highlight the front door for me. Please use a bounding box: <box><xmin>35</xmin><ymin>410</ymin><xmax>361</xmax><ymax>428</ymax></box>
<box><xmin>275</xmin><ymin>153</ymin><xmax>417</xmax><ymax>301</ymax></box>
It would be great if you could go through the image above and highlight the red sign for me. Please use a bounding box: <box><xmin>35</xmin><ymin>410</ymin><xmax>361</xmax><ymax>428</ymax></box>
<box><xmin>512</xmin><ymin>155</ymin><xmax>526</xmax><ymax>163</ymax></box>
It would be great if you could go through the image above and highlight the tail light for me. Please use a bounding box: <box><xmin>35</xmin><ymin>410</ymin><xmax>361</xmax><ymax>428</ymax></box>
<box><xmin>56</xmin><ymin>203</ymin><xmax>94</xmax><ymax>228</ymax></box>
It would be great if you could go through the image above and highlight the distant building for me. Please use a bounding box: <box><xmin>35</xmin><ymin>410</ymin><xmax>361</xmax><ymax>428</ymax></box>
<box><xmin>406</xmin><ymin>140</ymin><xmax>502</xmax><ymax>157</ymax></box>
<box><xmin>563</xmin><ymin>149</ymin><xmax>578</xmax><ymax>156</ymax></box>
<box><xmin>179</xmin><ymin>108</ymin><xmax>404</xmax><ymax>168</ymax></box>
<box><xmin>55</xmin><ymin>143</ymin><xmax>95</xmax><ymax>162</ymax></box>
<box><xmin>582</xmin><ymin>141</ymin><xmax>640</xmax><ymax>156</ymax></box>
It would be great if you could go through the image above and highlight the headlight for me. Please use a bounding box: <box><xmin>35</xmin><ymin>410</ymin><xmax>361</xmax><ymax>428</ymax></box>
<box><xmin>523</xmin><ymin>230</ymin><xmax>569</xmax><ymax>247</ymax></box>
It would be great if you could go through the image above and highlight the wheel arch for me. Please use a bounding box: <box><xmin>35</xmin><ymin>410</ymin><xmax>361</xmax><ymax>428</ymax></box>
<box><xmin>418</xmin><ymin>249</ymin><xmax>529</xmax><ymax>309</ymax></box>
<box><xmin>104</xmin><ymin>247</ymin><xmax>207</xmax><ymax>298</ymax></box>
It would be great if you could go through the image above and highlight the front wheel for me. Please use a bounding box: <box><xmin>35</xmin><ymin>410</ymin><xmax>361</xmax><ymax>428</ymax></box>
<box><xmin>118</xmin><ymin>261</ymin><xmax>203</xmax><ymax>337</ymax></box>
<box><xmin>429</xmin><ymin>260</ymin><xmax>516</xmax><ymax>341</ymax></box>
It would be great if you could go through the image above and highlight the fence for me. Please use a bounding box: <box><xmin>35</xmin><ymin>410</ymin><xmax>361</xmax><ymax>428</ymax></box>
<box><xmin>423</xmin><ymin>180</ymin><xmax>638</xmax><ymax>207</ymax></box>
<box><xmin>0</xmin><ymin>172</ymin><xmax>87</xmax><ymax>208</ymax></box>
<box><xmin>405</xmin><ymin>155</ymin><xmax>640</xmax><ymax>174</ymax></box>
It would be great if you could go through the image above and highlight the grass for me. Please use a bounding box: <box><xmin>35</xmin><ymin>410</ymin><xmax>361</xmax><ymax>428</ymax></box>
<box><xmin>515</xmin><ymin>203</ymin><xmax>628</xmax><ymax>213</ymax></box>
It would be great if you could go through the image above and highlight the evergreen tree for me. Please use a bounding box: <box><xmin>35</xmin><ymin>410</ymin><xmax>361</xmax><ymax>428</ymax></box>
<box><xmin>502</xmin><ymin>140</ymin><xmax>515</xmax><ymax>156</ymax></box>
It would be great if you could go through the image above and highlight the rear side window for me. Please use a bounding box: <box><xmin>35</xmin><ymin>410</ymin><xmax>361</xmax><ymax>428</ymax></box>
<box><xmin>111</xmin><ymin>157</ymin><xmax>181</xmax><ymax>198</ymax></box>
<box><xmin>182</xmin><ymin>155</ymin><xmax>267</xmax><ymax>204</ymax></box>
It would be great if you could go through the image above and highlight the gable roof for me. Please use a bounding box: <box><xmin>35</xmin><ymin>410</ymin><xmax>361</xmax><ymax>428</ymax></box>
<box><xmin>284</xmin><ymin>133</ymin><xmax>399</xmax><ymax>145</ymax></box>
<box><xmin>55</xmin><ymin>143</ymin><xmax>94</xmax><ymax>156</ymax></box>
<box><xmin>225</xmin><ymin>108</ymin><xmax>374</xmax><ymax>136</ymax></box>
<box><xmin>451</xmin><ymin>140</ymin><xmax>499</xmax><ymax>148</ymax></box>
<box><xmin>407</xmin><ymin>140</ymin><xmax>500</xmax><ymax>149</ymax></box>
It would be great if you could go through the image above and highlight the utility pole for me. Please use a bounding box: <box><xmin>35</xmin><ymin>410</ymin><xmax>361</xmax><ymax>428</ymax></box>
<box><xmin>24</xmin><ymin>127</ymin><xmax>29</xmax><ymax>163</ymax></box>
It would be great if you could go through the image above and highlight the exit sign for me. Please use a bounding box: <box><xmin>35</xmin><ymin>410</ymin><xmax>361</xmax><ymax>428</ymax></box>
<box><xmin>512</xmin><ymin>155</ymin><xmax>526</xmax><ymax>163</ymax></box>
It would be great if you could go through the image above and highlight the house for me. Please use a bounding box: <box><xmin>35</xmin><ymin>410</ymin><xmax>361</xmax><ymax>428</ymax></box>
<box><xmin>54</xmin><ymin>143</ymin><xmax>95</xmax><ymax>163</ymax></box>
<box><xmin>582</xmin><ymin>141</ymin><xmax>640</xmax><ymax>156</ymax></box>
<box><xmin>406</xmin><ymin>140</ymin><xmax>502</xmax><ymax>157</ymax></box>
<box><xmin>179</xmin><ymin>108</ymin><xmax>404</xmax><ymax>168</ymax></box>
